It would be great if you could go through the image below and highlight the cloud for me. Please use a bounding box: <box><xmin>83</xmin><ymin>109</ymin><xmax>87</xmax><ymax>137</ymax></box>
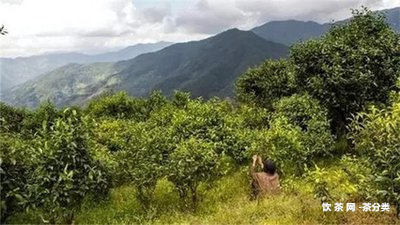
<box><xmin>173</xmin><ymin>0</ymin><xmax>247</xmax><ymax>34</ymax></box>
<box><xmin>0</xmin><ymin>0</ymin><xmax>398</xmax><ymax>57</ymax></box>
<box><xmin>172</xmin><ymin>0</ymin><xmax>398</xmax><ymax>34</ymax></box>
<box><xmin>140</xmin><ymin>3</ymin><xmax>172</xmax><ymax>23</ymax></box>
<box><xmin>0</xmin><ymin>0</ymin><xmax>204</xmax><ymax>57</ymax></box>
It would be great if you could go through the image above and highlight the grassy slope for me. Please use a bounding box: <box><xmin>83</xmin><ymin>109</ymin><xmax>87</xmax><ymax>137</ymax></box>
<box><xmin>8</xmin><ymin>162</ymin><xmax>398</xmax><ymax>224</ymax></box>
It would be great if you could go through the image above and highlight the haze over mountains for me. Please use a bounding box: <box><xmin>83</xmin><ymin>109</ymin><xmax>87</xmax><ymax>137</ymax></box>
<box><xmin>0</xmin><ymin>42</ymin><xmax>172</xmax><ymax>92</ymax></box>
<box><xmin>3</xmin><ymin>29</ymin><xmax>288</xmax><ymax>107</ymax></box>
<box><xmin>381</xmin><ymin>7</ymin><xmax>400</xmax><ymax>32</ymax></box>
<box><xmin>2</xmin><ymin>7</ymin><xmax>399</xmax><ymax>108</ymax></box>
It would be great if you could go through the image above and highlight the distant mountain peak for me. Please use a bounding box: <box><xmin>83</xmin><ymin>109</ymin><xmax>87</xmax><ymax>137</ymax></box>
<box><xmin>4</xmin><ymin>28</ymin><xmax>289</xmax><ymax>107</ymax></box>
<box><xmin>207</xmin><ymin>28</ymin><xmax>274</xmax><ymax>45</ymax></box>
<box><xmin>206</xmin><ymin>28</ymin><xmax>247</xmax><ymax>39</ymax></box>
<box><xmin>221</xmin><ymin>28</ymin><xmax>241</xmax><ymax>33</ymax></box>
<box><xmin>251</xmin><ymin>6</ymin><xmax>400</xmax><ymax>46</ymax></box>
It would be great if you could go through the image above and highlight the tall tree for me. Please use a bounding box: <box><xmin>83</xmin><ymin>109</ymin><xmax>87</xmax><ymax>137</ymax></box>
<box><xmin>291</xmin><ymin>8</ymin><xmax>400</xmax><ymax>133</ymax></box>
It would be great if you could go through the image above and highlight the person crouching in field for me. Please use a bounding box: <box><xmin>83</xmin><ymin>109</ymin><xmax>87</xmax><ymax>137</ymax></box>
<box><xmin>250</xmin><ymin>155</ymin><xmax>280</xmax><ymax>199</ymax></box>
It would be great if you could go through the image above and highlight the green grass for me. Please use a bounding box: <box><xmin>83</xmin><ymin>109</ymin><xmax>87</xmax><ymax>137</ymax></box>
<box><xmin>8</xmin><ymin>165</ymin><xmax>399</xmax><ymax>224</ymax></box>
<box><xmin>76</xmin><ymin>166</ymin><xmax>398</xmax><ymax>225</ymax></box>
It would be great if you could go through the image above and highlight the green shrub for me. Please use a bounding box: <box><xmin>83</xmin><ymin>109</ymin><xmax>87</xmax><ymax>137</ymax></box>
<box><xmin>249</xmin><ymin>116</ymin><xmax>306</xmax><ymax>176</ymax></box>
<box><xmin>89</xmin><ymin>119</ymin><xmax>135</xmax><ymax>187</ymax></box>
<box><xmin>235</xmin><ymin>60</ymin><xmax>296</xmax><ymax>109</ymax></box>
<box><xmin>86</xmin><ymin>92</ymin><xmax>147</xmax><ymax>121</ymax></box>
<box><xmin>114</xmin><ymin>123</ymin><xmax>174</xmax><ymax>208</ymax></box>
<box><xmin>229</xmin><ymin>104</ymin><xmax>269</xmax><ymax>130</ymax></box>
<box><xmin>146</xmin><ymin>90</ymin><xmax>168</xmax><ymax>115</ymax></box>
<box><xmin>21</xmin><ymin>101</ymin><xmax>58</xmax><ymax>135</ymax></box>
<box><xmin>291</xmin><ymin>8</ymin><xmax>400</xmax><ymax>132</ymax></box>
<box><xmin>167</xmin><ymin>138</ymin><xmax>225</xmax><ymax>208</ymax></box>
<box><xmin>339</xmin><ymin>155</ymin><xmax>376</xmax><ymax>201</ymax></box>
<box><xmin>31</xmin><ymin>108</ymin><xmax>110</xmax><ymax>223</ymax></box>
<box><xmin>249</xmin><ymin>94</ymin><xmax>334</xmax><ymax>175</ymax></box>
<box><xmin>0</xmin><ymin>134</ymin><xmax>35</xmax><ymax>223</ymax></box>
<box><xmin>349</xmin><ymin>101</ymin><xmax>400</xmax><ymax>216</ymax></box>
<box><xmin>307</xmin><ymin>165</ymin><xmax>332</xmax><ymax>203</ymax></box>
<box><xmin>0</xmin><ymin>102</ymin><xmax>27</xmax><ymax>133</ymax></box>
<box><xmin>272</xmin><ymin>94</ymin><xmax>334</xmax><ymax>157</ymax></box>
<box><xmin>169</xmin><ymin>99</ymin><xmax>225</xmax><ymax>141</ymax></box>
<box><xmin>172</xmin><ymin>91</ymin><xmax>191</xmax><ymax>109</ymax></box>
<box><xmin>93</xmin><ymin>119</ymin><xmax>136</xmax><ymax>153</ymax></box>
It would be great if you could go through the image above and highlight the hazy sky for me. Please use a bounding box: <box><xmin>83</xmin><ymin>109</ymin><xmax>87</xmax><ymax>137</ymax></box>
<box><xmin>0</xmin><ymin>0</ymin><xmax>399</xmax><ymax>57</ymax></box>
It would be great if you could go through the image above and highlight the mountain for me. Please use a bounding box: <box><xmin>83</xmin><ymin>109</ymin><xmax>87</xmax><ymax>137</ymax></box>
<box><xmin>252</xmin><ymin>7</ymin><xmax>400</xmax><ymax>46</ymax></box>
<box><xmin>382</xmin><ymin>7</ymin><xmax>400</xmax><ymax>32</ymax></box>
<box><xmin>3</xmin><ymin>29</ymin><xmax>288</xmax><ymax>108</ymax></box>
<box><xmin>0</xmin><ymin>42</ymin><xmax>172</xmax><ymax>92</ymax></box>
<box><xmin>251</xmin><ymin>20</ymin><xmax>330</xmax><ymax>46</ymax></box>
<box><xmin>81</xmin><ymin>41</ymin><xmax>173</xmax><ymax>62</ymax></box>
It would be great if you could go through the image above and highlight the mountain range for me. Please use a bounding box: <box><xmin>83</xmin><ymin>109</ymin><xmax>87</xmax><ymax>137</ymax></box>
<box><xmin>0</xmin><ymin>42</ymin><xmax>172</xmax><ymax>92</ymax></box>
<box><xmin>252</xmin><ymin>7</ymin><xmax>399</xmax><ymax>46</ymax></box>
<box><xmin>2</xmin><ymin>7</ymin><xmax>399</xmax><ymax>108</ymax></box>
<box><xmin>2</xmin><ymin>29</ymin><xmax>288</xmax><ymax>107</ymax></box>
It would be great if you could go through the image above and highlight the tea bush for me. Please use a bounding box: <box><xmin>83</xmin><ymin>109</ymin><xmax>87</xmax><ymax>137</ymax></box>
<box><xmin>0</xmin><ymin>134</ymin><xmax>35</xmax><ymax>223</ymax></box>
<box><xmin>249</xmin><ymin>94</ymin><xmax>334</xmax><ymax>176</ymax></box>
<box><xmin>272</xmin><ymin>94</ymin><xmax>334</xmax><ymax>157</ymax></box>
<box><xmin>167</xmin><ymin>138</ymin><xmax>225</xmax><ymax>207</ymax></box>
<box><xmin>236</xmin><ymin>60</ymin><xmax>296</xmax><ymax>109</ymax></box>
<box><xmin>349</xmin><ymin>100</ymin><xmax>400</xmax><ymax>215</ymax></box>
<box><xmin>31</xmin><ymin>109</ymin><xmax>110</xmax><ymax>223</ymax></box>
<box><xmin>292</xmin><ymin>8</ymin><xmax>400</xmax><ymax>131</ymax></box>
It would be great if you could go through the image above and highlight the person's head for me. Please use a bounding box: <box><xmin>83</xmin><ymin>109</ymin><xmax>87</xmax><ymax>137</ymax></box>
<box><xmin>263</xmin><ymin>160</ymin><xmax>277</xmax><ymax>175</ymax></box>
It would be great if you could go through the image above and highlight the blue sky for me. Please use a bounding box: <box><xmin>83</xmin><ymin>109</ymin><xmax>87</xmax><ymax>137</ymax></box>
<box><xmin>0</xmin><ymin>0</ymin><xmax>398</xmax><ymax>57</ymax></box>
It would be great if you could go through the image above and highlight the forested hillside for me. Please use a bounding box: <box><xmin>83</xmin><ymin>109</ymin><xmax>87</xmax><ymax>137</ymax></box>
<box><xmin>0</xmin><ymin>42</ymin><xmax>172</xmax><ymax>92</ymax></box>
<box><xmin>4</xmin><ymin>29</ymin><xmax>288</xmax><ymax>107</ymax></box>
<box><xmin>0</xmin><ymin>8</ymin><xmax>399</xmax><ymax>225</ymax></box>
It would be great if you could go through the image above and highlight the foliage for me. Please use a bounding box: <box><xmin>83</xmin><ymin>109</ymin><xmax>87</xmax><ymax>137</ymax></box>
<box><xmin>272</xmin><ymin>94</ymin><xmax>334</xmax><ymax>157</ymax></box>
<box><xmin>2</xmin><ymin>7</ymin><xmax>400</xmax><ymax>223</ymax></box>
<box><xmin>307</xmin><ymin>165</ymin><xmax>332</xmax><ymax>203</ymax></box>
<box><xmin>349</xmin><ymin>100</ymin><xmax>400</xmax><ymax>215</ymax></box>
<box><xmin>0</xmin><ymin>102</ymin><xmax>27</xmax><ymax>133</ymax></box>
<box><xmin>172</xmin><ymin>91</ymin><xmax>191</xmax><ymax>109</ymax></box>
<box><xmin>168</xmin><ymin>99</ymin><xmax>225</xmax><ymax>141</ymax></box>
<box><xmin>235</xmin><ymin>60</ymin><xmax>296</xmax><ymax>109</ymax></box>
<box><xmin>249</xmin><ymin>94</ymin><xmax>334</xmax><ymax>175</ymax></box>
<box><xmin>31</xmin><ymin>108</ymin><xmax>110</xmax><ymax>223</ymax></box>
<box><xmin>231</xmin><ymin>104</ymin><xmax>269</xmax><ymax>130</ymax></box>
<box><xmin>291</xmin><ymin>8</ymin><xmax>400</xmax><ymax>131</ymax></box>
<box><xmin>117</xmin><ymin>124</ymin><xmax>173</xmax><ymax>208</ymax></box>
<box><xmin>167</xmin><ymin>138</ymin><xmax>225</xmax><ymax>207</ymax></box>
<box><xmin>146</xmin><ymin>91</ymin><xmax>168</xmax><ymax>115</ymax></box>
<box><xmin>249</xmin><ymin>116</ymin><xmax>306</xmax><ymax>175</ymax></box>
<box><xmin>89</xmin><ymin>119</ymin><xmax>135</xmax><ymax>187</ymax></box>
<box><xmin>86</xmin><ymin>92</ymin><xmax>148</xmax><ymax>121</ymax></box>
<box><xmin>21</xmin><ymin>101</ymin><xmax>59</xmax><ymax>135</ymax></box>
<box><xmin>92</xmin><ymin>119</ymin><xmax>135</xmax><ymax>153</ymax></box>
<box><xmin>339</xmin><ymin>155</ymin><xmax>377</xmax><ymax>201</ymax></box>
<box><xmin>0</xmin><ymin>134</ymin><xmax>35</xmax><ymax>223</ymax></box>
<box><xmin>236</xmin><ymin>8</ymin><xmax>400</xmax><ymax>134</ymax></box>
